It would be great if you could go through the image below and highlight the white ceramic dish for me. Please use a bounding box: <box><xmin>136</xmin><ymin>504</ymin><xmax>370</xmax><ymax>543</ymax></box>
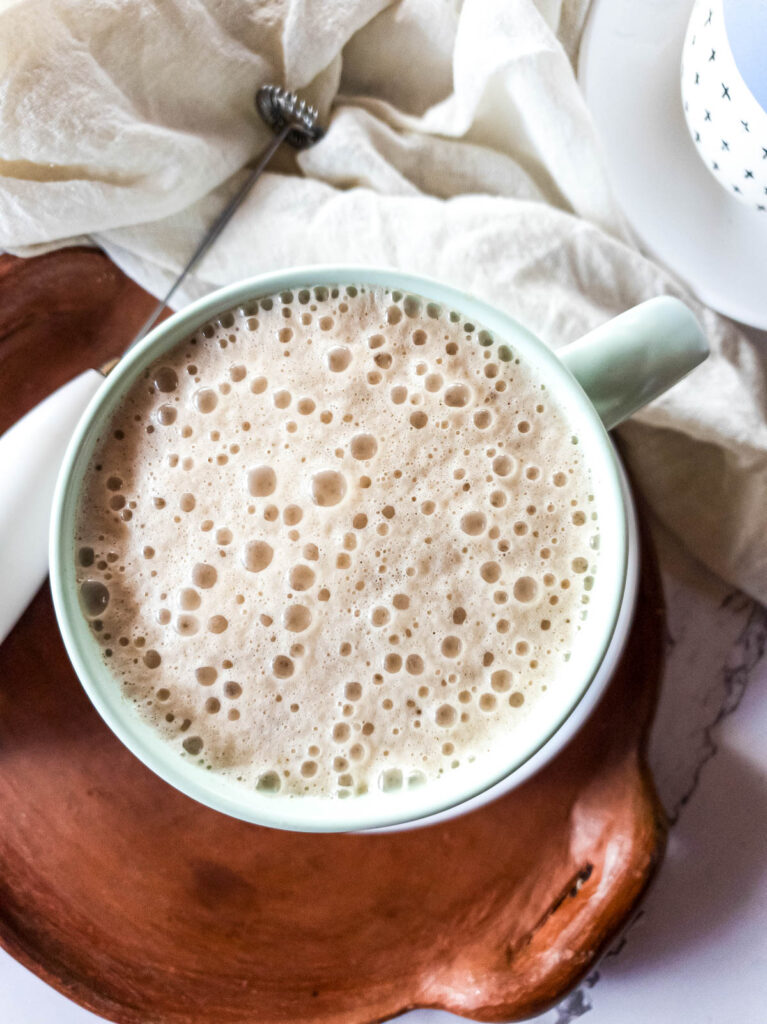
<box><xmin>580</xmin><ymin>0</ymin><xmax>767</xmax><ymax>329</ymax></box>
<box><xmin>681</xmin><ymin>0</ymin><xmax>767</xmax><ymax>210</ymax></box>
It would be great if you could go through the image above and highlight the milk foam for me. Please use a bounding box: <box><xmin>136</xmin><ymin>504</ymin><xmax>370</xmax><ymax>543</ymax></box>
<box><xmin>75</xmin><ymin>286</ymin><xmax>599</xmax><ymax>800</ymax></box>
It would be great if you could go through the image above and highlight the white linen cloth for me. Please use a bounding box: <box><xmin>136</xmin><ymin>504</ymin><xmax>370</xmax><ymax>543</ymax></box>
<box><xmin>1</xmin><ymin>0</ymin><xmax>765</xmax><ymax>602</ymax></box>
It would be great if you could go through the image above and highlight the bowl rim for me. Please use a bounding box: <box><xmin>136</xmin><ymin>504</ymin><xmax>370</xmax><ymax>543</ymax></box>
<box><xmin>50</xmin><ymin>265</ymin><xmax>628</xmax><ymax>832</ymax></box>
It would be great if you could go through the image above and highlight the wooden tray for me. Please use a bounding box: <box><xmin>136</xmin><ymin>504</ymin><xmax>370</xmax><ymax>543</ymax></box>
<box><xmin>0</xmin><ymin>249</ymin><xmax>667</xmax><ymax>1024</ymax></box>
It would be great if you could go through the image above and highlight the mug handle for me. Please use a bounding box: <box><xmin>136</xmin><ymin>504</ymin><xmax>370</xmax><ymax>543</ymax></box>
<box><xmin>558</xmin><ymin>297</ymin><xmax>708</xmax><ymax>430</ymax></box>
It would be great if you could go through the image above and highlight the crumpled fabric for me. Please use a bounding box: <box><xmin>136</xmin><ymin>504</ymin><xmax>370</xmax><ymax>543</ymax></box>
<box><xmin>2</xmin><ymin>0</ymin><xmax>765</xmax><ymax>601</ymax></box>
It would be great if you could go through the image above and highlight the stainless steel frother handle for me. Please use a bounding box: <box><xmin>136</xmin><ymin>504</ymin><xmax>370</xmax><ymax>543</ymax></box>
<box><xmin>129</xmin><ymin>85</ymin><xmax>326</xmax><ymax>350</ymax></box>
<box><xmin>129</xmin><ymin>124</ymin><xmax>291</xmax><ymax>349</ymax></box>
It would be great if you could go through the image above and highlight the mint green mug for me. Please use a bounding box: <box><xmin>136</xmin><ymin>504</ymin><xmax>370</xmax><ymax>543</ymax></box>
<box><xmin>49</xmin><ymin>268</ymin><xmax>707</xmax><ymax>833</ymax></box>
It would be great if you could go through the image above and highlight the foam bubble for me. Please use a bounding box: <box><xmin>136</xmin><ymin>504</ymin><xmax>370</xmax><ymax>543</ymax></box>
<box><xmin>312</xmin><ymin>470</ymin><xmax>347</xmax><ymax>507</ymax></box>
<box><xmin>289</xmin><ymin>564</ymin><xmax>315</xmax><ymax>590</ymax></box>
<box><xmin>283</xmin><ymin>604</ymin><xmax>312</xmax><ymax>632</ymax></box>
<box><xmin>242</xmin><ymin>540</ymin><xmax>273</xmax><ymax>572</ymax></box>
<box><xmin>513</xmin><ymin>576</ymin><xmax>538</xmax><ymax>602</ymax></box>
<box><xmin>379</xmin><ymin>767</ymin><xmax>403</xmax><ymax>792</ymax></box>
<box><xmin>480</xmin><ymin>561</ymin><xmax>501</xmax><ymax>584</ymax></box>
<box><xmin>444</xmin><ymin>384</ymin><xmax>470</xmax><ymax>408</ymax></box>
<box><xmin>78</xmin><ymin>547</ymin><xmax>95</xmax><ymax>568</ymax></box>
<box><xmin>175</xmin><ymin>614</ymin><xmax>200</xmax><ymax>636</ymax></box>
<box><xmin>152</xmin><ymin>367</ymin><xmax>178</xmax><ymax>393</ymax></box>
<box><xmin>79</xmin><ymin>580</ymin><xmax>109</xmax><ymax>618</ymax></box>
<box><xmin>156</xmin><ymin>405</ymin><xmax>177</xmax><ymax>426</ymax></box>
<box><xmin>272</xmin><ymin>655</ymin><xmax>294</xmax><ymax>678</ymax></box>
<box><xmin>256</xmin><ymin>771</ymin><xmax>281</xmax><ymax>793</ymax></box>
<box><xmin>179</xmin><ymin>588</ymin><xmax>201</xmax><ymax>610</ymax></box>
<box><xmin>371</xmin><ymin>606</ymin><xmax>390</xmax><ymax>627</ymax></box>
<box><xmin>248</xmin><ymin>465</ymin><xmax>276</xmax><ymax>497</ymax></box>
<box><xmin>380</xmin><ymin>652</ymin><xmax>401</xmax><ymax>674</ymax></box>
<box><xmin>192</xmin><ymin>563</ymin><xmax>217</xmax><ymax>588</ymax></box>
<box><xmin>460</xmin><ymin>511</ymin><xmax>486</xmax><ymax>536</ymax></box>
<box><xmin>333</xmin><ymin>722</ymin><xmax>351</xmax><ymax>742</ymax></box>
<box><xmin>492</xmin><ymin>455</ymin><xmax>514</xmax><ymax>477</ymax></box>
<box><xmin>441</xmin><ymin>636</ymin><xmax>462</xmax><ymax>658</ymax></box>
<box><xmin>194</xmin><ymin>388</ymin><xmax>218</xmax><ymax>414</ymax></box>
<box><xmin>435</xmin><ymin>704</ymin><xmax>457</xmax><ymax>727</ymax></box>
<box><xmin>327</xmin><ymin>347</ymin><xmax>352</xmax><ymax>372</ymax></box>
<box><xmin>490</xmin><ymin>669</ymin><xmax>512</xmax><ymax>692</ymax></box>
<box><xmin>350</xmin><ymin>434</ymin><xmax>378</xmax><ymax>460</ymax></box>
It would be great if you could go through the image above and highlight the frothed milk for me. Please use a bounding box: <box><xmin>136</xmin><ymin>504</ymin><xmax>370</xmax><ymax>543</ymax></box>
<box><xmin>75</xmin><ymin>286</ymin><xmax>599</xmax><ymax>801</ymax></box>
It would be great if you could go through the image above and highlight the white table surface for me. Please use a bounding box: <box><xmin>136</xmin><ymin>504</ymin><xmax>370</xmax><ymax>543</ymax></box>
<box><xmin>2</xmin><ymin>510</ymin><xmax>766</xmax><ymax>1022</ymax></box>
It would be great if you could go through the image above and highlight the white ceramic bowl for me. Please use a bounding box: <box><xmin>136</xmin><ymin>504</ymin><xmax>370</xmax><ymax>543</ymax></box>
<box><xmin>682</xmin><ymin>0</ymin><xmax>767</xmax><ymax>211</ymax></box>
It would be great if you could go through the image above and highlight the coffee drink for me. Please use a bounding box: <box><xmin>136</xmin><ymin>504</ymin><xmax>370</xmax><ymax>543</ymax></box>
<box><xmin>75</xmin><ymin>285</ymin><xmax>598</xmax><ymax>800</ymax></box>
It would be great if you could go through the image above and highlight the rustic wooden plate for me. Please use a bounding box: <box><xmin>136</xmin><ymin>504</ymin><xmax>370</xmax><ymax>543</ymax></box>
<box><xmin>0</xmin><ymin>249</ymin><xmax>667</xmax><ymax>1024</ymax></box>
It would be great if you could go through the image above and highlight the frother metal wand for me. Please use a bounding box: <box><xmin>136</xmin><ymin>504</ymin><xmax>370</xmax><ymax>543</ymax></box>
<box><xmin>131</xmin><ymin>85</ymin><xmax>325</xmax><ymax>349</ymax></box>
<box><xmin>0</xmin><ymin>85</ymin><xmax>326</xmax><ymax>646</ymax></box>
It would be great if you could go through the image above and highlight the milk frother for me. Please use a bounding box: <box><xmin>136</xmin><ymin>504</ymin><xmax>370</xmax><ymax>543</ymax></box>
<box><xmin>0</xmin><ymin>86</ymin><xmax>326</xmax><ymax>644</ymax></box>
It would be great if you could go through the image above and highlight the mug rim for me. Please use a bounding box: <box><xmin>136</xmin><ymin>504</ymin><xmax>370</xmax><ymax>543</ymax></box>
<box><xmin>50</xmin><ymin>265</ymin><xmax>628</xmax><ymax>832</ymax></box>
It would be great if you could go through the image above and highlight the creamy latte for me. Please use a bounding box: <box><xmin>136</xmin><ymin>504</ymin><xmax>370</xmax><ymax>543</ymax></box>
<box><xmin>75</xmin><ymin>285</ymin><xmax>598</xmax><ymax>800</ymax></box>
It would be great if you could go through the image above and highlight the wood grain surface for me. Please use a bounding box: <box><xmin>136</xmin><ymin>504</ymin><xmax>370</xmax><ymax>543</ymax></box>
<box><xmin>0</xmin><ymin>248</ymin><xmax>667</xmax><ymax>1024</ymax></box>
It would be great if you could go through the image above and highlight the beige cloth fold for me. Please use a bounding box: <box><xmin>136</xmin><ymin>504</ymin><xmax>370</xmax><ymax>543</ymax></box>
<box><xmin>2</xmin><ymin>0</ymin><xmax>765</xmax><ymax>601</ymax></box>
